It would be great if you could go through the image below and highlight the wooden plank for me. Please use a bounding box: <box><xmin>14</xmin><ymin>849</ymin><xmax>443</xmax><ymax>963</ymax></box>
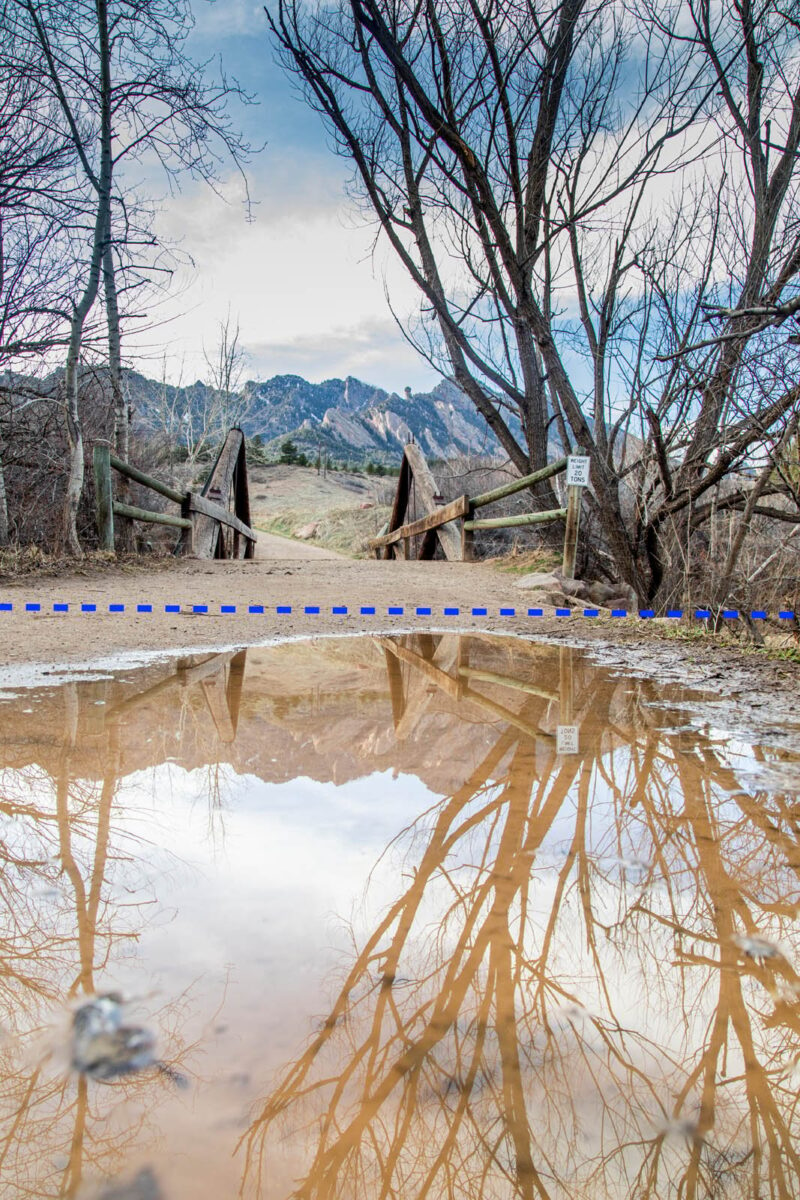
<box><xmin>187</xmin><ymin>492</ymin><xmax>257</xmax><ymax>541</ymax></box>
<box><xmin>561</xmin><ymin>485</ymin><xmax>583</xmax><ymax>579</ymax></box>
<box><xmin>471</xmin><ymin>457</ymin><xmax>568</xmax><ymax>508</ymax></box>
<box><xmin>402</xmin><ymin>443</ymin><xmax>462</xmax><ymax>561</ymax></box>
<box><xmin>112</xmin><ymin>501</ymin><xmax>192</xmax><ymax>529</ymax></box>
<box><xmin>461</xmin><ymin>505</ymin><xmax>475</xmax><ymax>562</ymax></box>
<box><xmin>458</xmin><ymin>666</ymin><xmax>558</xmax><ymax>702</ymax></box>
<box><xmin>233</xmin><ymin>442</ymin><xmax>255</xmax><ymax>560</ymax></box>
<box><xmin>379</xmin><ymin>636</ymin><xmax>555</xmax><ymax>740</ymax></box>
<box><xmin>225</xmin><ymin>650</ymin><xmax>247</xmax><ymax>735</ymax></box>
<box><xmin>377</xmin><ymin>636</ymin><xmax>463</xmax><ymax>701</ymax></box>
<box><xmin>202</xmin><ymin>675</ymin><xmax>236</xmax><ymax>743</ymax></box>
<box><xmin>464</xmin><ymin>507</ymin><xmax>566</xmax><ymax>530</ymax></box>
<box><xmin>109</xmin><ymin>454</ymin><xmax>184</xmax><ymax>504</ymax></box>
<box><xmin>368</xmin><ymin>494</ymin><xmax>469</xmax><ymax>549</ymax></box>
<box><xmin>194</xmin><ymin>429</ymin><xmax>247</xmax><ymax>559</ymax></box>
<box><xmin>93</xmin><ymin>444</ymin><xmax>114</xmax><ymax>551</ymax></box>
<box><xmin>384</xmin><ymin>453</ymin><xmax>412</xmax><ymax>559</ymax></box>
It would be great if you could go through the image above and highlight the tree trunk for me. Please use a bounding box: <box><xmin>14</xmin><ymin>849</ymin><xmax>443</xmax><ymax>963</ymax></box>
<box><xmin>103</xmin><ymin>240</ymin><xmax>132</xmax><ymax>551</ymax></box>
<box><xmin>58</xmin><ymin>0</ymin><xmax>114</xmax><ymax>555</ymax></box>
<box><xmin>0</xmin><ymin>438</ymin><xmax>9</xmax><ymax>547</ymax></box>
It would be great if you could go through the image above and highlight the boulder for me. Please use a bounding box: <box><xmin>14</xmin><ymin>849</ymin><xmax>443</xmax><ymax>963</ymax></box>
<box><xmin>558</xmin><ymin>576</ymin><xmax>590</xmax><ymax>599</ymax></box>
<box><xmin>514</xmin><ymin>571</ymin><xmax>562</xmax><ymax>592</ymax></box>
<box><xmin>295</xmin><ymin>522</ymin><xmax>318</xmax><ymax>540</ymax></box>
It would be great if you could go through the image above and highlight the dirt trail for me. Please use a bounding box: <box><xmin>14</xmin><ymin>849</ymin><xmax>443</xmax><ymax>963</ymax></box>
<box><xmin>254</xmin><ymin>530</ymin><xmax>343</xmax><ymax>560</ymax></box>
<box><xmin>0</xmin><ymin>549</ymin><xmax>798</xmax><ymax>747</ymax></box>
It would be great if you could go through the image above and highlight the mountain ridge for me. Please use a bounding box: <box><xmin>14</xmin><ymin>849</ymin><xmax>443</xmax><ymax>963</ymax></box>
<box><xmin>132</xmin><ymin>370</ymin><xmax>507</xmax><ymax>465</ymax></box>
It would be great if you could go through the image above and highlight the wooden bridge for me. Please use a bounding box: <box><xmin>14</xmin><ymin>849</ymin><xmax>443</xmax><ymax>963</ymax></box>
<box><xmin>93</xmin><ymin>428</ymin><xmax>257</xmax><ymax>559</ymax></box>
<box><xmin>369</xmin><ymin>444</ymin><xmax>585</xmax><ymax>576</ymax></box>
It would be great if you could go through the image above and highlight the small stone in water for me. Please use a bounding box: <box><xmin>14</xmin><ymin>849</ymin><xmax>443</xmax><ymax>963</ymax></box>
<box><xmin>72</xmin><ymin>994</ymin><xmax>156</xmax><ymax>1082</ymax></box>
<box><xmin>733</xmin><ymin>934</ymin><xmax>782</xmax><ymax>963</ymax></box>
<box><xmin>96</xmin><ymin>1166</ymin><xmax>163</xmax><ymax>1199</ymax></box>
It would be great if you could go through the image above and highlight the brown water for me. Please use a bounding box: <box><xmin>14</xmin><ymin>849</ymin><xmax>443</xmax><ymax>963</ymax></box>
<box><xmin>1</xmin><ymin>633</ymin><xmax>799</xmax><ymax>1200</ymax></box>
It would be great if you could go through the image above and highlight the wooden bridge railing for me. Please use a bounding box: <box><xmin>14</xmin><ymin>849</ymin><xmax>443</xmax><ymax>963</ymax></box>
<box><xmin>93</xmin><ymin>427</ymin><xmax>257</xmax><ymax>559</ymax></box>
<box><xmin>369</xmin><ymin>445</ymin><xmax>587</xmax><ymax>576</ymax></box>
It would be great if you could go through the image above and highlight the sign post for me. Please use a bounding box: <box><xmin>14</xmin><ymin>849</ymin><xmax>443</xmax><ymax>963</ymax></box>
<box><xmin>562</xmin><ymin>451</ymin><xmax>590</xmax><ymax>579</ymax></box>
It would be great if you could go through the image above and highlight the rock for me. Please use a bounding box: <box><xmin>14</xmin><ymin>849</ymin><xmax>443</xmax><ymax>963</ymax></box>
<box><xmin>97</xmin><ymin>1167</ymin><xmax>163</xmax><ymax>1200</ymax></box>
<box><xmin>558</xmin><ymin>576</ymin><xmax>589</xmax><ymax>599</ymax></box>
<box><xmin>358</xmin><ymin>501</ymin><xmax>375</xmax><ymax>510</ymax></box>
<box><xmin>586</xmin><ymin>581</ymin><xmax>638</xmax><ymax>609</ymax></box>
<box><xmin>514</xmin><ymin>571</ymin><xmax>562</xmax><ymax>592</ymax></box>
<box><xmin>72</xmin><ymin>995</ymin><xmax>156</xmax><ymax>1082</ymax></box>
<box><xmin>295</xmin><ymin>522</ymin><xmax>318</xmax><ymax>540</ymax></box>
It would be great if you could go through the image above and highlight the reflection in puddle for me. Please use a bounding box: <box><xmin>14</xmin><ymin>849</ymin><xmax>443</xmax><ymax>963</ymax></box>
<box><xmin>0</xmin><ymin>634</ymin><xmax>799</xmax><ymax>1198</ymax></box>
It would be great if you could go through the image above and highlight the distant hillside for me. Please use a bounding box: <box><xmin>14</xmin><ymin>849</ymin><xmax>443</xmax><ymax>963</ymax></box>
<box><xmin>2</xmin><ymin>365</ymin><xmax>515</xmax><ymax>466</ymax></box>
<box><xmin>129</xmin><ymin>371</ymin><xmax>506</xmax><ymax>465</ymax></box>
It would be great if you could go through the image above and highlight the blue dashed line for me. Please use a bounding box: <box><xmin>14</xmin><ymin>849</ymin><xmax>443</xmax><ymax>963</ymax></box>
<box><xmin>2</xmin><ymin>600</ymin><xmax>796</xmax><ymax>625</ymax></box>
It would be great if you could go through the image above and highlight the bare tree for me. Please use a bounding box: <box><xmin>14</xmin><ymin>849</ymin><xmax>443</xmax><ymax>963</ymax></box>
<box><xmin>6</xmin><ymin>0</ymin><xmax>253</xmax><ymax>553</ymax></box>
<box><xmin>267</xmin><ymin>0</ymin><xmax>800</xmax><ymax>603</ymax></box>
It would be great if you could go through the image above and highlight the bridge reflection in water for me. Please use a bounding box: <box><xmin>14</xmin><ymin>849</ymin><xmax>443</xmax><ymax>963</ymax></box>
<box><xmin>0</xmin><ymin>634</ymin><xmax>798</xmax><ymax>1199</ymax></box>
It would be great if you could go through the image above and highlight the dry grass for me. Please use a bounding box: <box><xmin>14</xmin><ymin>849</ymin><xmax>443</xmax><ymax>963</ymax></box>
<box><xmin>0</xmin><ymin>543</ymin><xmax>176</xmax><ymax>583</ymax></box>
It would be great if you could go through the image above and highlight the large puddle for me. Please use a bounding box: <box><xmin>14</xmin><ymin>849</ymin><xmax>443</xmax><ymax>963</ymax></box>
<box><xmin>1</xmin><ymin>633</ymin><xmax>800</xmax><ymax>1199</ymax></box>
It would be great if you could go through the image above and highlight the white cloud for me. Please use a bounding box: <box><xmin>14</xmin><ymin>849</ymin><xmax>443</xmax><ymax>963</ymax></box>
<box><xmin>127</xmin><ymin>156</ymin><xmax>439</xmax><ymax>392</ymax></box>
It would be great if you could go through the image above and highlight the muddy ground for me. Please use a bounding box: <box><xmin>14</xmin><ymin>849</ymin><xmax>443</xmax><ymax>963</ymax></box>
<box><xmin>0</xmin><ymin>543</ymin><xmax>797</xmax><ymax>748</ymax></box>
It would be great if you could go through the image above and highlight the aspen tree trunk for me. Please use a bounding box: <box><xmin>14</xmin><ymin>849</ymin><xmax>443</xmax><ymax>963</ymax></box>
<box><xmin>62</xmin><ymin>218</ymin><xmax>109</xmax><ymax>555</ymax></box>
<box><xmin>104</xmin><ymin>240</ymin><xmax>132</xmax><ymax>550</ymax></box>
<box><xmin>0</xmin><ymin>440</ymin><xmax>9</xmax><ymax>547</ymax></box>
<box><xmin>57</xmin><ymin>0</ymin><xmax>114</xmax><ymax>554</ymax></box>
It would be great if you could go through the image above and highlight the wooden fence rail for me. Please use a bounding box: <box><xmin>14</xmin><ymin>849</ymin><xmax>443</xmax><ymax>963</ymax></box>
<box><xmin>93</xmin><ymin>428</ymin><xmax>257</xmax><ymax>559</ymax></box>
<box><xmin>370</xmin><ymin>445</ymin><xmax>586</xmax><ymax>576</ymax></box>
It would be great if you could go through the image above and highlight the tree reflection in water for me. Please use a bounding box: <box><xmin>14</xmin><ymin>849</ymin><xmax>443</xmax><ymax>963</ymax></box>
<box><xmin>0</xmin><ymin>635</ymin><xmax>798</xmax><ymax>1200</ymax></box>
<box><xmin>241</xmin><ymin>635</ymin><xmax>800</xmax><ymax>1200</ymax></box>
<box><xmin>0</xmin><ymin>650</ymin><xmax>242</xmax><ymax>1198</ymax></box>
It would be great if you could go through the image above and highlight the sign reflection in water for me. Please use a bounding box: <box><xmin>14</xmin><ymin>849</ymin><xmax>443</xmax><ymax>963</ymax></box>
<box><xmin>0</xmin><ymin>634</ymin><xmax>798</xmax><ymax>1199</ymax></box>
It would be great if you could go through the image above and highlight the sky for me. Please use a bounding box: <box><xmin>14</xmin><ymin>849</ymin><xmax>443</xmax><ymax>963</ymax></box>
<box><xmin>129</xmin><ymin>0</ymin><xmax>440</xmax><ymax>394</ymax></box>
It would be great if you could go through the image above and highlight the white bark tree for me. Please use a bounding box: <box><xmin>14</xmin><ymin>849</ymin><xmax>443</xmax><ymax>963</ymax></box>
<box><xmin>8</xmin><ymin>0</ymin><xmax>252</xmax><ymax>552</ymax></box>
